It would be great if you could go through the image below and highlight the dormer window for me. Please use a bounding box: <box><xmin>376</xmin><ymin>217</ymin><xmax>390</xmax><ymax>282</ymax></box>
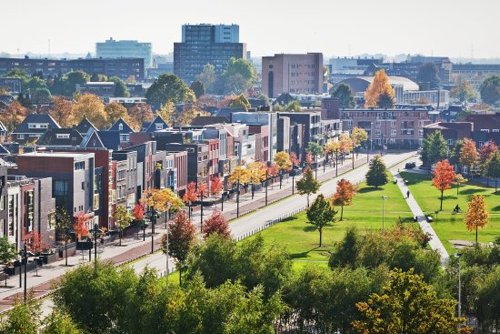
<box><xmin>118</xmin><ymin>123</ymin><xmax>123</xmax><ymax>131</ymax></box>
<box><xmin>155</xmin><ymin>123</ymin><xmax>163</xmax><ymax>130</ymax></box>
<box><xmin>56</xmin><ymin>133</ymin><xmax>70</xmax><ymax>139</ymax></box>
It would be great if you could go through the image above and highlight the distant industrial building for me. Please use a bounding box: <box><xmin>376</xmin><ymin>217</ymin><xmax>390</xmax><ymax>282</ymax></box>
<box><xmin>262</xmin><ymin>53</ymin><xmax>323</xmax><ymax>98</ymax></box>
<box><xmin>174</xmin><ymin>24</ymin><xmax>246</xmax><ymax>83</ymax></box>
<box><xmin>96</xmin><ymin>38</ymin><xmax>153</xmax><ymax>69</ymax></box>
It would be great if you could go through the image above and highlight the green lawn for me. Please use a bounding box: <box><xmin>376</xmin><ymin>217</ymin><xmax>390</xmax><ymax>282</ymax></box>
<box><xmin>401</xmin><ymin>172</ymin><xmax>500</xmax><ymax>254</ymax></box>
<box><xmin>251</xmin><ymin>178</ymin><xmax>414</xmax><ymax>269</ymax></box>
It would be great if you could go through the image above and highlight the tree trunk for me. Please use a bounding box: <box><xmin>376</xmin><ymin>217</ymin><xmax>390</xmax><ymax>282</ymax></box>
<box><xmin>476</xmin><ymin>224</ymin><xmax>478</xmax><ymax>245</ymax></box>
<box><xmin>307</xmin><ymin>194</ymin><xmax>310</xmax><ymax>208</ymax></box>
<box><xmin>440</xmin><ymin>189</ymin><xmax>444</xmax><ymax>211</ymax></box>
<box><xmin>340</xmin><ymin>206</ymin><xmax>344</xmax><ymax>221</ymax></box>
<box><xmin>65</xmin><ymin>238</ymin><xmax>68</xmax><ymax>266</ymax></box>
<box><xmin>119</xmin><ymin>229</ymin><xmax>122</xmax><ymax>246</ymax></box>
<box><xmin>179</xmin><ymin>268</ymin><xmax>182</xmax><ymax>287</ymax></box>
<box><xmin>252</xmin><ymin>184</ymin><xmax>254</xmax><ymax>199</ymax></box>
<box><xmin>319</xmin><ymin>227</ymin><xmax>323</xmax><ymax>247</ymax></box>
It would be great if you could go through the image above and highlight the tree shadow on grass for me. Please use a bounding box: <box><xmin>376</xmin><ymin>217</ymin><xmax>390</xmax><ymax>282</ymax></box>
<box><xmin>303</xmin><ymin>225</ymin><xmax>316</xmax><ymax>232</ymax></box>
<box><xmin>460</xmin><ymin>188</ymin><xmax>485</xmax><ymax>195</ymax></box>
<box><xmin>492</xmin><ymin>205</ymin><xmax>500</xmax><ymax>212</ymax></box>
<box><xmin>290</xmin><ymin>246</ymin><xmax>330</xmax><ymax>260</ymax></box>
<box><xmin>358</xmin><ymin>187</ymin><xmax>382</xmax><ymax>193</ymax></box>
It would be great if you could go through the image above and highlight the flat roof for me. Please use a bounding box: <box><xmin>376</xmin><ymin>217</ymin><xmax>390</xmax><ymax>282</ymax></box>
<box><xmin>20</xmin><ymin>152</ymin><xmax>94</xmax><ymax>159</ymax></box>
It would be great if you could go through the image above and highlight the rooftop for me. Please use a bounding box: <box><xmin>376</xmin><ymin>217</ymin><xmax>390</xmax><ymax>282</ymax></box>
<box><xmin>20</xmin><ymin>152</ymin><xmax>94</xmax><ymax>159</ymax></box>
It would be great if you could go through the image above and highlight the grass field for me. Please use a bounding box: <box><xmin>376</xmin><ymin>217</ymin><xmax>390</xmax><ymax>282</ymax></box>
<box><xmin>401</xmin><ymin>172</ymin><xmax>500</xmax><ymax>254</ymax></box>
<box><xmin>250</xmin><ymin>177</ymin><xmax>414</xmax><ymax>269</ymax></box>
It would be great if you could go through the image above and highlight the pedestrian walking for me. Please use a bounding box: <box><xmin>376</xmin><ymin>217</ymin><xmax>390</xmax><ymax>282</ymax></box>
<box><xmin>406</xmin><ymin>190</ymin><xmax>410</xmax><ymax>199</ymax></box>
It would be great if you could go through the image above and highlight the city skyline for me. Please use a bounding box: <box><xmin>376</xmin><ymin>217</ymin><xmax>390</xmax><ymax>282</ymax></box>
<box><xmin>2</xmin><ymin>0</ymin><xmax>499</xmax><ymax>59</ymax></box>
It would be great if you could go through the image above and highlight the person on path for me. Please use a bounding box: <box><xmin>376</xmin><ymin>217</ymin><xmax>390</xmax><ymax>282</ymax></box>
<box><xmin>406</xmin><ymin>190</ymin><xmax>410</xmax><ymax>199</ymax></box>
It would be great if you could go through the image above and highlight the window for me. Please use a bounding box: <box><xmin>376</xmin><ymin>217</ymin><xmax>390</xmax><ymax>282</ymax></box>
<box><xmin>118</xmin><ymin>123</ymin><xmax>123</xmax><ymax>131</ymax></box>
<box><xmin>448</xmin><ymin>139</ymin><xmax>454</xmax><ymax>145</ymax></box>
<box><xmin>418</xmin><ymin>130</ymin><xmax>424</xmax><ymax>137</ymax></box>
<box><xmin>155</xmin><ymin>123</ymin><xmax>163</xmax><ymax>130</ymax></box>
<box><xmin>18</xmin><ymin>134</ymin><xmax>24</xmax><ymax>140</ymax></box>
<box><xmin>75</xmin><ymin>161</ymin><xmax>85</xmax><ymax>170</ymax></box>
<box><xmin>53</xmin><ymin>180</ymin><xmax>69</xmax><ymax>197</ymax></box>
<box><xmin>480</xmin><ymin>129</ymin><xmax>490</xmax><ymax>133</ymax></box>
<box><xmin>391</xmin><ymin>121</ymin><xmax>396</xmax><ymax>128</ymax></box>
<box><xmin>0</xmin><ymin>196</ymin><xmax>3</xmax><ymax>210</ymax></box>
<box><xmin>81</xmin><ymin>181</ymin><xmax>85</xmax><ymax>190</ymax></box>
<box><xmin>47</xmin><ymin>212</ymin><xmax>55</xmax><ymax>230</ymax></box>
<box><xmin>56</xmin><ymin>133</ymin><xmax>70</xmax><ymax>139</ymax></box>
<box><xmin>391</xmin><ymin>129</ymin><xmax>397</xmax><ymax>137</ymax></box>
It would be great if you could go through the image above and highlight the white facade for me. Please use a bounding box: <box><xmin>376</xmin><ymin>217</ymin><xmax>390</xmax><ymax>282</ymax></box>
<box><xmin>96</xmin><ymin>38</ymin><xmax>153</xmax><ymax>69</ymax></box>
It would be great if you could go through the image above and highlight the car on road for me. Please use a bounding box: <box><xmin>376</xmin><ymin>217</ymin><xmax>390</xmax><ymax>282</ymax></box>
<box><xmin>405</xmin><ymin>161</ymin><xmax>416</xmax><ymax>169</ymax></box>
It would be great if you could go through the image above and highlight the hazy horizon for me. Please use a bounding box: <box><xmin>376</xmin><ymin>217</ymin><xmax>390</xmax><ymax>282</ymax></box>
<box><xmin>2</xmin><ymin>0</ymin><xmax>499</xmax><ymax>59</ymax></box>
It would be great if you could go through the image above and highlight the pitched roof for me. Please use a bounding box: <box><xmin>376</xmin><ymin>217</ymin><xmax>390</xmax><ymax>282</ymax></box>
<box><xmin>75</xmin><ymin>117</ymin><xmax>98</xmax><ymax>134</ymax></box>
<box><xmin>108</xmin><ymin>117</ymin><xmax>135</xmax><ymax>133</ymax></box>
<box><xmin>36</xmin><ymin>128</ymin><xmax>83</xmax><ymax>147</ymax></box>
<box><xmin>12</xmin><ymin>114</ymin><xmax>60</xmax><ymax>134</ymax></box>
<box><xmin>80</xmin><ymin>128</ymin><xmax>105</xmax><ymax>149</ymax></box>
<box><xmin>191</xmin><ymin>116</ymin><xmax>229</xmax><ymax>126</ymax></box>
<box><xmin>0</xmin><ymin>144</ymin><xmax>11</xmax><ymax>155</ymax></box>
<box><xmin>97</xmin><ymin>131</ymin><xmax>121</xmax><ymax>150</ymax></box>
<box><xmin>142</xmin><ymin>115</ymin><xmax>168</xmax><ymax>132</ymax></box>
<box><xmin>0</xmin><ymin>120</ymin><xmax>7</xmax><ymax>132</ymax></box>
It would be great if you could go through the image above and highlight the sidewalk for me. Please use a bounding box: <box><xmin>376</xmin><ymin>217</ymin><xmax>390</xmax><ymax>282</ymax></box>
<box><xmin>393</xmin><ymin>171</ymin><xmax>450</xmax><ymax>265</ymax></box>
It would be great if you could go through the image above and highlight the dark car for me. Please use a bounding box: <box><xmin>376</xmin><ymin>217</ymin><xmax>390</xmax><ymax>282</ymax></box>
<box><xmin>405</xmin><ymin>162</ymin><xmax>416</xmax><ymax>169</ymax></box>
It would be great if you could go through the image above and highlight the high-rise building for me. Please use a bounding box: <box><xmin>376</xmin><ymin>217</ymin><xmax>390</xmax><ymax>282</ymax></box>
<box><xmin>96</xmin><ymin>38</ymin><xmax>153</xmax><ymax>69</ymax></box>
<box><xmin>262</xmin><ymin>53</ymin><xmax>323</xmax><ymax>98</ymax></box>
<box><xmin>174</xmin><ymin>24</ymin><xmax>246</xmax><ymax>83</ymax></box>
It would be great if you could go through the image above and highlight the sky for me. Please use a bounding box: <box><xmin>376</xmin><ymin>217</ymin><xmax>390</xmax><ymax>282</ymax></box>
<box><xmin>2</xmin><ymin>0</ymin><xmax>500</xmax><ymax>59</ymax></box>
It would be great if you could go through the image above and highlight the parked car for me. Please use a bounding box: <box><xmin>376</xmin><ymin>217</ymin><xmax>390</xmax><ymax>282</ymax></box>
<box><xmin>405</xmin><ymin>162</ymin><xmax>416</xmax><ymax>169</ymax></box>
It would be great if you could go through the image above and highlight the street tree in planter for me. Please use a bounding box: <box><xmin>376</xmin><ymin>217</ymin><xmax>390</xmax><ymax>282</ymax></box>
<box><xmin>55</xmin><ymin>207</ymin><xmax>73</xmax><ymax>266</ymax></box>
<box><xmin>0</xmin><ymin>237</ymin><xmax>17</xmax><ymax>265</ymax></box>
<box><xmin>366</xmin><ymin>155</ymin><xmax>389</xmax><ymax>189</ymax></box>
<box><xmin>306</xmin><ymin>194</ymin><xmax>337</xmax><ymax>247</ymax></box>
<box><xmin>248</xmin><ymin>161</ymin><xmax>266</xmax><ymax>199</ymax></box>
<box><xmin>112</xmin><ymin>205</ymin><xmax>132</xmax><ymax>246</ymax></box>
<box><xmin>73</xmin><ymin>212</ymin><xmax>91</xmax><ymax>240</ymax></box>
<box><xmin>351</xmin><ymin>127</ymin><xmax>368</xmax><ymax>157</ymax></box>
<box><xmin>132</xmin><ymin>203</ymin><xmax>145</xmax><ymax>240</ymax></box>
<box><xmin>183</xmin><ymin>182</ymin><xmax>198</xmax><ymax>219</ymax></box>
<box><xmin>166</xmin><ymin>211</ymin><xmax>196</xmax><ymax>286</ymax></box>
<box><xmin>297</xmin><ymin>166</ymin><xmax>320</xmax><ymax>207</ymax></box>
<box><xmin>274</xmin><ymin>151</ymin><xmax>292</xmax><ymax>189</ymax></box>
<box><xmin>432</xmin><ymin>160</ymin><xmax>456</xmax><ymax>211</ymax></box>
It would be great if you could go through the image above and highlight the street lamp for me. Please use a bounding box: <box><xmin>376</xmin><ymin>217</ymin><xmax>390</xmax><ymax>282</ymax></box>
<box><xmin>19</xmin><ymin>243</ymin><xmax>28</xmax><ymax>302</ymax></box>
<box><xmin>89</xmin><ymin>223</ymin><xmax>101</xmax><ymax>272</ymax></box>
<box><xmin>455</xmin><ymin>253</ymin><xmax>462</xmax><ymax>319</ymax></box>
<box><xmin>265</xmin><ymin>169</ymin><xmax>269</xmax><ymax>206</ymax></box>
<box><xmin>382</xmin><ymin>195</ymin><xmax>388</xmax><ymax>230</ymax></box>
<box><xmin>150</xmin><ymin>208</ymin><xmax>157</xmax><ymax>254</ymax></box>
<box><xmin>236</xmin><ymin>176</ymin><xmax>240</xmax><ymax>218</ymax></box>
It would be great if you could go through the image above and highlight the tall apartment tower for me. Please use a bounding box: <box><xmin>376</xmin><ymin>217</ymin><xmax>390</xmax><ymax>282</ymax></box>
<box><xmin>96</xmin><ymin>38</ymin><xmax>153</xmax><ymax>69</ymax></box>
<box><xmin>262</xmin><ymin>53</ymin><xmax>323</xmax><ymax>98</ymax></box>
<box><xmin>174</xmin><ymin>24</ymin><xmax>246</xmax><ymax>83</ymax></box>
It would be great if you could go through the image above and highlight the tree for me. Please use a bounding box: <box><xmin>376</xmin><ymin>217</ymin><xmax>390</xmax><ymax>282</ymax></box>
<box><xmin>228</xmin><ymin>94</ymin><xmax>250</xmax><ymax>111</ymax></box>
<box><xmin>49</xmin><ymin>96</ymin><xmax>73</xmax><ymax>127</ymax></box>
<box><xmin>454</xmin><ymin>173</ymin><xmax>468</xmax><ymax>196</ymax></box>
<box><xmin>176</xmin><ymin>105</ymin><xmax>209</xmax><ymax>126</ymax></box>
<box><xmin>377</xmin><ymin>91</ymin><xmax>395</xmax><ymax>109</ymax></box>
<box><xmin>143</xmin><ymin>188</ymin><xmax>183</xmax><ymax>213</ymax></box>
<box><xmin>306</xmin><ymin>194</ymin><xmax>336</xmax><ymax>247</ymax></box>
<box><xmin>421</xmin><ymin>131</ymin><xmax>448</xmax><ymax>168</ymax></box>
<box><xmin>479</xmin><ymin>75</ymin><xmax>500</xmax><ymax>105</ymax></box>
<box><xmin>195</xmin><ymin>63</ymin><xmax>217</xmax><ymax>93</ymax></box>
<box><xmin>168</xmin><ymin>211</ymin><xmax>196</xmax><ymax>285</ymax></box>
<box><xmin>55</xmin><ymin>207</ymin><xmax>73</xmax><ymax>266</ymax></box>
<box><xmin>156</xmin><ymin>101</ymin><xmax>175</xmax><ymax>126</ymax></box>
<box><xmin>0</xmin><ymin>294</ymin><xmax>41</xmax><ymax>334</ymax></box>
<box><xmin>183</xmin><ymin>182</ymin><xmax>198</xmax><ymax>217</ymax></box>
<box><xmin>364</xmin><ymin>69</ymin><xmax>395</xmax><ymax>108</ymax></box>
<box><xmin>146</xmin><ymin>73</ymin><xmax>195</xmax><ymax>106</ymax></box>
<box><xmin>30</xmin><ymin>88</ymin><xmax>52</xmax><ymax>105</ymax></box>
<box><xmin>71</xmin><ymin>93</ymin><xmax>108</xmax><ymax>129</ymax></box>
<box><xmin>274</xmin><ymin>151</ymin><xmax>292</xmax><ymax>174</ymax></box>
<box><xmin>366</xmin><ymin>155</ymin><xmax>389</xmax><ymax>189</ymax></box>
<box><xmin>105</xmin><ymin>101</ymin><xmax>130</xmax><ymax>126</ymax></box>
<box><xmin>432</xmin><ymin>159</ymin><xmax>456</xmax><ymax>211</ymax></box>
<box><xmin>290</xmin><ymin>152</ymin><xmax>299</xmax><ymax>168</ymax></box>
<box><xmin>331</xmin><ymin>83</ymin><xmax>355</xmax><ymax>108</ymax></box>
<box><xmin>0</xmin><ymin>100</ymin><xmax>28</xmax><ymax>132</ymax></box>
<box><xmin>210</xmin><ymin>176</ymin><xmax>224</xmax><ymax>197</ymax></box>
<box><xmin>485</xmin><ymin>151</ymin><xmax>500</xmax><ymax>191</ymax></box>
<box><xmin>351</xmin><ymin>127</ymin><xmax>368</xmax><ymax>155</ymax></box>
<box><xmin>42</xmin><ymin>310</ymin><xmax>81</xmax><ymax>334</ymax></box>
<box><xmin>285</xmin><ymin>100</ymin><xmax>301</xmax><ymax>112</ymax></box>
<box><xmin>296</xmin><ymin>167</ymin><xmax>320</xmax><ymax>207</ymax></box>
<box><xmin>128</xmin><ymin>103</ymin><xmax>154</xmax><ymax>129</ymax></box>
<box><xmin>328</xmin><ymin>227</ymin><xmax>360</xmax><ymax>268</ymax></box>
<box><xmin>460</xmin><ymin>138</ymin><xmax>479</xmax><ymax>174</ymax></box>
<box><xmin>0</xmin><ymin>237</ymin><xmax>17</xmax><ymax>264</ymax></box>
<box><xmin>113</xmin><ymin>204</ymin><xmax>132</xmax><ymax>246</ymax></box>
<box><xmin>132</xmin><ymin>202</ymin><xmax>145</xmax><ymax>222</ymax></box>
<box><xmin>417</xmin><ymin>62</ymin><xmax>441</xmax><ymax>89</ymax></box>
<box><xmin>451</xmin><ymin>79</ymin><xmax>477</xmax><ymax>102</ymax></box>
<box><xmin>353</xmin><ymin>269</ymin><xmax>466</xmax><ymax>334</ymax></box>
<box><xmin>108</xmin><ymin>76</ymin><xmax>129</xmax><ymax>97</ymax></box>
<box><xmin>332</xmin><ymin>179</ymin><xmax>357</xmax><ymax>221</ymax></box>
<box><xmin>228</xmin><ymin>165</ymin><xmax>250</xmax><ymax>186</ymax></box>
<box><xmin>222</xmin><ymin>57</ymin><xmax>256</xmax><ymax>94</ymax></box>
<box><xmin>247</xmin><ymin>161</ymin><xmax>266</xmax><ymax>198</ymax></box>
<box><xmin>202</xmin><ymin>210</ymin><xmax>230</xmax><ymax>239</ymax></box>
<box><xmin>190</xmin><ymin>80</ymin><xmax>205</xmax><ymax>98</ymax></box>
<box><xmin>479</xmin><ymin>140</ymin><xmax>497</xmax><ymax>168</ymax></box>
<box><xmin>63</xmin><ymin>71</ymin><xmax>90</xmax><ymax>96</ymax></box>
<box><xmin>465</xmin><ymin>195</ymin><xmax>489</xmax><ymax>244</ymax></box>
<box><xmin>73</xmin><ymin>212</ymin><xmax>91</xmax><ymax>239</ymax></box>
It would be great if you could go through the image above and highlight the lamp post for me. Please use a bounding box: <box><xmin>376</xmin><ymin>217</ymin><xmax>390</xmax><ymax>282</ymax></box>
<box><xmin>236</xmin><ymin>176</ymin><xmax>240</xmax><ymax>218</ymax></box>
<box><xmin>265</xmin><ymin>170</ymin><xmax>269</xmax><ymax>206</ymax></box>
<box><xmin>200</xmin><ymin>189</ymin><xmax>205</xmax><ymax>233</ymax></box>
<box><xmin>456</xmin><ymin>253</ymin><xmax>462</xmax><ymax>320</ymax></box>
<box><xmin>382</xmin><ymin>195</ymin><xmax>388</xmax><ymax>230</ymax></box>
<box><xmin>89</xmin><ymin>223</ymin><xmax>100</xmax><ymax>272</ymax></box>
<box><xmin>292</xmin><ymin>171</ymin><xmax>295</xmax><ymax>195</ymax></box>
<box><xmin>150</xmin><ymin>209</ymin><xmax>157</xmax><ymax>254</ymax></box>
<box><xmin>19</xmin><ymin>243</ymin><xmax>28</xmax><ymax>302</ymax></box>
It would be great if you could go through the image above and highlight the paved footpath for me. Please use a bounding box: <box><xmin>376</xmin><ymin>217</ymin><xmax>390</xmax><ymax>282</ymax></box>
<box><xmin>393</xmin><ymin>171</ymin><xmax>450</xmax><ymax>265</ymax></box>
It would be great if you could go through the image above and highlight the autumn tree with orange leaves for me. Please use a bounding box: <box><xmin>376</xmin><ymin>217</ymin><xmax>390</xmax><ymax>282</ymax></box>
<box><xmin>210</xmin><ymin>176</ymin><xmax>224</xmax><ymax>196</ymax></box>
<box><xmin>364</xmin><ymin>69</ymin><xmax>395</xmax><ymax>108</ymax></box>
<box><xmin>183</xmin><ymin>182</ymin><xmax>198</xmax><ymax>218</ymax></box>
<box><xmin>332</xmin><ymin>179</ymin><xmax>357</xmax><ymax>221</ymax></box>
<box><xmin>464</xmin><ymin>195</ymin><xmax>489</xmax><ymax>244</ymax></box>
<box><xmin>73</xmin><ymin>212</ymin><xmax>91</xmax><ymax>239</ymax></box>
<box><xmin>460</xmin><ymin>138</ymin><xmax>479</xmax><ymax>175</ymax></box>
<box><xmin>202</xmin><ymin>210</ymin><xmax>230</xmax><ymax>239</ymax></box>
<box><xmin>432</xmin><ymin>160</ymin><xmax>456</xmax><ymax>211</ymax></box>
<box><xmin>1</xmin><ymin>100</ymin><xmax>28</xmax><ymax>132</ymax></box>
<box><xmin>49</xmin><ymin>96</ymin><xmax>73</xmax><ymax>127</ymax></box>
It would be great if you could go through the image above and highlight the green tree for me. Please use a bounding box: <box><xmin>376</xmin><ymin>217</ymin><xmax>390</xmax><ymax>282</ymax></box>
<box><xmin>329</xmin><ymin>227</ymin><xmax>360</xmax><ymax>268</ymax></box>
<box><xmin>195</xmin><ymin>63</ymin><xmax>217</xmax><ymax>93</ymax></box>
<box><xmin>475</xmin><ymin>265</ymin><xmax>500</xmax><ymax>332</ymax></box>
<box><xmin>0</xmin><ymin>237</ymin><xmax>17</xmax><ymax>264</ymax></box>
<box><xmin>417</xmin><ymin>62</ymin><xmax>441</xmax><ymax>89</ymax></box>
<box><xmin>451</xmin><ymin>79</ymin><xmax>477</xmax><ymax>102</ymax></box>
<box><xmin>113</xmin><ymin>204</ymin><xmax>132</xmax><ymax>246</ymax></box>
<box><xmin>331</xmin><ymin>83</ymin><xmax>355</xmax><ymax>108</ymax></box>
<box><xmin>222</xmin><ymin>57</ymin><xmax>256</xmax><ymax>94</ymax></box>
<box><xmin>0</xmin><ymin>294</ymin><xmax>41</xmax><ymax>334</ymax></box>
<box><xmin>286</xmin><ymin>100</ymin><xmax>301</xmax><ymax>112</ymax></box>
<box><xmin>63</xmin><ymin>71</ymin><xmax>90</xmax><ymax>96</ymax></box>
<box><xmin>306</xmin><ymin>194</ymin><xmax>336</xmax><ymax>247</ymax></box>
<box><xmin>377</xmin><ymin>91</ymin><xmax>395</xmax><ymax>108</ymax></box>
<box><xmin>485</xmin><ymin>151</ymin><xmax>500</xmax><ymax>191</ymax></box>
<box><xmin>42</xmin><ymin>310</ymin><xmax>81</xmax><ymax>334</ymax></box>
<box><xmin>168</xmin><ymin>211</ymin><xmax>196</xmax><ymax>285</ymax></box>
<box><xmin>479</xmin><ymin>75</ymin><xmax>500</xmax><ymax>105</ymax></box>
<box><xmin>190</xmin><ymin>80</ymin><xmax>205</xmax><ymax>98</ymax></box>
<box><xmin>421</xmin><ymin>131</ymin><xmax>448</xmax><ymax>168</ymax></box>
<box><xmin>296</xmin><ymin>167</ymin><xmax>320</xmax><ymax>207</ymax></box>
<box><xmin>353</xmin><ymin>269</ymin><xmax>467</xmax><ymax>334</ymax></box>
<box><xmin>146</xmin><ymin>73</ymin><xmax>196</xmax><ymax>106</ymax></box>
<box><xmin>108</xmin><ymin>76</ymin><xmax>130</xmax><ymax>97</ymax></box>
<box><xmin>366</xmin><ymin>155</ymin><xmax>389</xmax><ymax>189</ymax></box>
